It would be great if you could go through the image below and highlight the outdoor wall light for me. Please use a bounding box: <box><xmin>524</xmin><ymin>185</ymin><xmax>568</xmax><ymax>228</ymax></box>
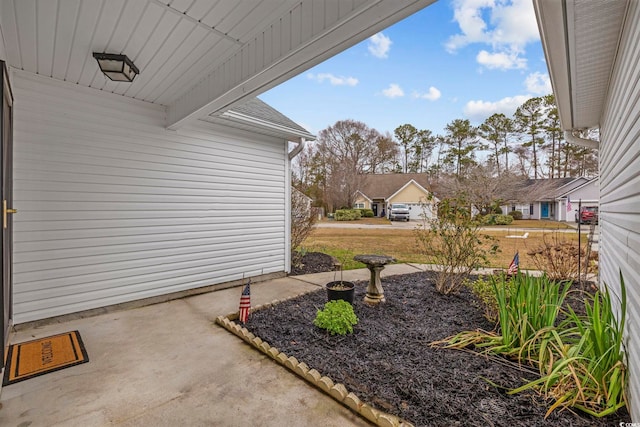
<box><xmin>92</xmin><ymin>52</ymin><xmax>139</xmax><ymax>82</ymax></box>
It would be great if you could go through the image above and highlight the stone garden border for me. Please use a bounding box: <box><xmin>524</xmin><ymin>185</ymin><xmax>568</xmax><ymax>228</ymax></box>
<box><xmin>215</xmin><ymin>290</ymin><xmax>414</xmax><ymax>427</ymax></box>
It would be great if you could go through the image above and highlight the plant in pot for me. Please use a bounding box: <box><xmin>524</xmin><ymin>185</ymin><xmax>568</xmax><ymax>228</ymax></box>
<box><xmin>326</xmin><ymin>257</ymin><xmax>355</xmax><ymax>304</ymax></box>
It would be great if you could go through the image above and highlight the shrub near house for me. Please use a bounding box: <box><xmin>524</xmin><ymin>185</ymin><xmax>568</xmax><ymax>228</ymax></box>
<box><xmin>335</xmin><ymin>209</ymin><xmax>361</xmax><ymax>221</ymax></box>
<box><xmin>479</xmin><ymin>214</ymin><xmax>514</xmax><ymax>225</ymax></box>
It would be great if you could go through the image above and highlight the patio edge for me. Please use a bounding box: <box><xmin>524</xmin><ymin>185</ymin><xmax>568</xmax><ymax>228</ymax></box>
<box><xmin>215</xmin><ymin>293</ymin><xmax>415</xmax><ymax>427</ymax></box>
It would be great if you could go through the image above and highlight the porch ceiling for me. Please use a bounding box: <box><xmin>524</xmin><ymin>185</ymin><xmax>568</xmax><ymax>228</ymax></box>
<box><xmin>533</xmin><ymin>0</ymin><xmax>628</xmax><ymax>131</ymax></box>
<box><xmin>0</xmin><ymin>0</ymin><xmax>435</xmax><ymax>129</ymax></box>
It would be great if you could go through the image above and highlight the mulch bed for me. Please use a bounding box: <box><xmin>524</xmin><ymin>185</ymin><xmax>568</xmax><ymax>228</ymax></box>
<box><xmin>245</xmin><ymin>270</ymin><xmax>631</xmax><ymax>427</ymax></box>
<box><xmin>290</xmin><ymin>252</ymin><xmax>337</xmax><ymax>275</ymax></box>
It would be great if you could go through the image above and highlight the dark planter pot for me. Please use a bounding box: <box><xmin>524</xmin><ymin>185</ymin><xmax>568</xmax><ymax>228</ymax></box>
<box><xmin>326</xmin><ymin>281</ymin><xmax>355</xmax><ymax>304</ymax></box>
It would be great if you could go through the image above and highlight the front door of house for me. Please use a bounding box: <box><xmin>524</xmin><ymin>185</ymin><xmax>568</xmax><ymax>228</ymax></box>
<box><xmin>541</xmin><ymin>202</ymin><xmax>549</xmax><ymax>218</ymax></box>
<box><xmin>1</xmin><ymin>61</ymin><xmax>14</xmax><ymax>371</ymax></box>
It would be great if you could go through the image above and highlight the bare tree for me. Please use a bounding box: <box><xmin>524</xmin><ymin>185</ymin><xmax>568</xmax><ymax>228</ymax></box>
<box><xmin>512</xmin><ymin>145</ymin><xmax>532</xmax><ymax>177</ymax></box>
<box><xmin>316</xmin><ymin>120</ymin><xmax>379</xmax><ymax>209</ymax></box>
<box><xmin>369</xmin><ymin>131</ymin><xmax>399</xmax><ymax>174</ymax></box>
<box><xmin>290</xmin><ymin>187</ymin><xmax>318</xmax><ymax>267</ymax></box>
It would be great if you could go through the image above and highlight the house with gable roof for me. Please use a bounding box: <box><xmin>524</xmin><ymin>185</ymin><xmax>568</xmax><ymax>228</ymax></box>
<box><xmin>353</xmin><ymin>173</ymin><xmax>438</xmax><ymax>220</ymax></box>
<box><xmin>501</xmin><ymin>177</ymin><xmax>598</xmax><ymax>221</ymax></box>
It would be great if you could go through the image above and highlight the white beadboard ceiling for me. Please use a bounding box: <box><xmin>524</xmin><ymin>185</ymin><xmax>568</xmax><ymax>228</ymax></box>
<box><xmin>0</xmin><ymin>0</ymin><xmax>436</xmax><ymax>129</ymax></box>
<box><xmin>534</xmin><ymin>0</ymin><xmax>628</xmax><ymax>130</ymax></box>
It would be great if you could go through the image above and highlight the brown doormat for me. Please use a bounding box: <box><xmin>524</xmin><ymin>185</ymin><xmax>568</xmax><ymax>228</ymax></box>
<box><xmin>3</xmin><ymin>330</ymin><xmax>89</xmax><ymax>386</ymax></box>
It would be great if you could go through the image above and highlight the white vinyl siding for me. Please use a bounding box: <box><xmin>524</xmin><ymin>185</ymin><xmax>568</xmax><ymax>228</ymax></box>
<box><xmin>599</xmin><ymin>1</ymin><xmax>640</xmax><ymax>419</ymax></box>
<box><xmin>12</xmin><ymin>72</ymin><xmax>287</xmax><ymax>323</ymax></box>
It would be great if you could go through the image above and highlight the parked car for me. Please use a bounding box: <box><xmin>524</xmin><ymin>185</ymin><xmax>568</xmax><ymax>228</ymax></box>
<box><xmin>575</xmin><ymin>206</ymin><xmax>599</xmax><ymax>224</ymax></box>
<box><xmin>389</xmin><ymin>203</ymin><xmax>410</xmax><ymax>221</ymax></box>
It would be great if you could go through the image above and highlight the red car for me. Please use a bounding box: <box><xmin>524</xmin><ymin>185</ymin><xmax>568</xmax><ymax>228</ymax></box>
<box><xmin>575</xmin><ymin>206</ymin><xmax>599</xmax><ymax>224</ymax></box>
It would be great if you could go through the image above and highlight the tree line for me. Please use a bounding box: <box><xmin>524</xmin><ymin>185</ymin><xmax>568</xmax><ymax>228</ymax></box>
<box><xmin>293</xmin><ymin>94</ymin><xmax>598</xmax><ymax>212</ymax></box>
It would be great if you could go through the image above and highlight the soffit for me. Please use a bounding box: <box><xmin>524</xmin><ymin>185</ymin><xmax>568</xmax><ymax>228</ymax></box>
<box><xmin>0</xmin><ymin>0</ymin><xmax>436</xmax><ymax>129</ymax></box>
<box><xmin>535</xmin><ymin>0</ymin><xmax>627</xmax><ymax>130</ymax></box>
<box><xmin>0</xmin><ymin>0</ymin><xmax>300</xmax><ymax>106</ymax></box>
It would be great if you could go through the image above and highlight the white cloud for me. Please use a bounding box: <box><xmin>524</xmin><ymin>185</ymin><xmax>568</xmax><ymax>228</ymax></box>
<box><xmin>447</xmin><ymin>0</ymin><xmax>539</xmax><ymax>50</ymax></box>
<box><xmin>525</xmin><ymin>72</ymin><xmax>552</xmax><ymax>94</ymax></box>
<box><xmin>307</xmin><ymin>73</ymin><xmax>358</xmax><ymax>86</ymax></box>
<box><xmin>368</xmin><ymin>33</ymin><xmax>392</xmax><ymax>59</ymax></box>
<box><xmin>382</xmin><ymin>83</ymin><xmax>404</xmax><ymax>98</ymax></box>
<box><xmin>446</xmin><ymin>0</ymin><xmax>540</xmax><ymax>70</ymax></box>
<box><xmin>412</xmin><ymin>86</ymin><xmax>442</xmax><ymax>101</ymax></box>
<box><xmin>464</xmin><ymin>95</ymin><xmax>531</xmax><ymax>121</ymax></box>
<box><xmin>445</xmin><ymin>0</ymin><xmax>493</xmax><ymax>51</ymax></box>
<box><xmin>476</xmin><ymin>49</ymin><xmax>526</xmax><ymax>70</ymax></box>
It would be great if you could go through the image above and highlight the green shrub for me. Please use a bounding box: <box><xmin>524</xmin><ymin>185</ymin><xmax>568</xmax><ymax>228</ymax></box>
<box><xmin>313</xmin><ymin>300</ymin><xmax>359</xmax><ymax>335</ymax></box>
<box><xmin>362</xmin><ymin>209</ymin><xmax>374</xmax><ymax>217</ymax></box>
<box><xmin>494</xmin><ymin>214</ymin><xmax>513</xmax><ymax>225</ymax></box>
<box><xmin>466</xmin><ymin>275</ymin><xmax>515</xmax><ymax>322</ymax></box>
<box><xmin>508</xmin><ymin>210</ymin><xmax>523</xmax><ymax>220</ymax></box>
<box><xmin>335</xmin><ymin>209</ymin><xmax>360</xmax><ymax>221</ymax></box>
<box><xmin>478</xmin><ymin>214</ymin><xmax>514</xmax><ymax>225</ymax></box>
<box><xmin>482</xmin><ymin>214</ymin><xmax>496</xmax><ymax>225</ymax></box>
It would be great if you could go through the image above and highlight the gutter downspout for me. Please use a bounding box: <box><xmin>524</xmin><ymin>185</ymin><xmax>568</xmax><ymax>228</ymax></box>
<box><xmin>288</xmin><ymin>137</ymin><xmax>306</xmax><ymax>160</ymax></box>
<box><xmin>285</xmin><ymin>137</ymin><xmax>306</xmax><ymax>274</ymax></box>
<box><xmin>564</xmin><ymin>130</ymin><xmax>599</xmax><ymax>149</ymax></box>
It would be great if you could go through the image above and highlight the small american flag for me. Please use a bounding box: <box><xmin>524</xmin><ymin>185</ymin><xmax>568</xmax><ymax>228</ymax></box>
<box><xmin>238</xmin><ymin>279</ymin><xmax>251</xmax><ymax>323</ymax></box>
<box><xmin>507</xmin><ymin>252</ymin><xmax>519</xmax><ymax>276</ymax></box>
<box><xmin>566</xmin><ymin>196</ymin><xmax>572</xmax><ymax>212</ymax></box>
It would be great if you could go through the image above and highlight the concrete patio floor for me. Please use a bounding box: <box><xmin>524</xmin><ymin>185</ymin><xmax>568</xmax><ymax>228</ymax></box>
<box><xmin>0</xmin><ymin>263</ymin><xmax>426</xmax><ymax>427</ymax></box>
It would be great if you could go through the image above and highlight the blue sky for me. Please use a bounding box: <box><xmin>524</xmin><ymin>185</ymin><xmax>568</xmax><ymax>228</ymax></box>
<box><xmin>260</xmin><ymin>0</ymin><xmax>551</xmax><ymax>137</ymax></box>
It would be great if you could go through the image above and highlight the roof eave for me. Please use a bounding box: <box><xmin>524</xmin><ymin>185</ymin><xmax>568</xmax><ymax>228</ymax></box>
<box><xmin>387</xmin><ymin>179</ymin><xmax>432</xmax><ymax>201</ymax></box>
<box><xmin>220</xmin><ymin>110</ymin><xmax>316</xmax><ymax>141</ymax></box>
<box><xmin>534</xmin><ymin>0</ymin><xmax>629</xmax><ymax>134</ymax></box>
<box><xmin>534</xmin><ymin>0</ymin><xmax>575</xmax><ymax>130</ymax></box>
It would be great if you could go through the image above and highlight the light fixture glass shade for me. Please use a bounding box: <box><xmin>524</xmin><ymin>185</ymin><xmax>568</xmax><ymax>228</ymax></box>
<box><xmin>92</xmin><ymin>53</ymin><xmax>139</xmax><ymax>82</ymax></box>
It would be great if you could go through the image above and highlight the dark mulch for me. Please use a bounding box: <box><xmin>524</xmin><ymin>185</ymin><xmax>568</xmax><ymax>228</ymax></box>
<box><xmin>290</xmin><ymin>252</ymin><xmax>337</xmax><ymax>275</ymax></box>
<box><xmin>245</xmin><ymin>271</ymin><xmax>630</xmax><ymax>427</ymax></box>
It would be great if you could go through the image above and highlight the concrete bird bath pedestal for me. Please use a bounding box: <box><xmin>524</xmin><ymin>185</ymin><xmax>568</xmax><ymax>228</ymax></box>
<box><xmin>353</xmin><ymin>254</ymin><xmax>396</xmax><ymax>304</ymax></box>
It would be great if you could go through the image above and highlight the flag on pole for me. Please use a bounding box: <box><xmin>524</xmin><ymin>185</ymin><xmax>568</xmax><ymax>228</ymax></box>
<box><xmin>507</xmin><ymin>252</ymin><xmax>519</xmax><ymax>276</ymax></box>
<box><xmin>567</xmin><ymin>196</ymin><xmax>572</xmax><ymax>212</ymax></box>
<box><xmin>238</xmin><ymin>279</ymin><xmax>251</xmax><ymax>323</ymax></box>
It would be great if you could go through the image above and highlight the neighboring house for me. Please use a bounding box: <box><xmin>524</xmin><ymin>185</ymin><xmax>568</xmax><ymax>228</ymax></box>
<box><xmin>558</xmin><ymin>177</ymin><xmax>599</xmax><ymax>222</ymax></box>
<box><xmin>353</xmin><ymin>173</ymin><xmax>438</xmax><ymax>220</ymax></box>
<box><xmin>292</xmin><ymin>187</ymin><xmax>313</xmax><ymax>219</ymax></box>
<box><xmin>535</xmin><ymin>0</ymin><xmax>640</xmax><ymax>418</ymax></box>
<box><xmin>0</xmin><ymin>0</ymin><xmax>435</xmax><ymax>384</ymax></box>
<box><xmin>502</xmin><ymin>177</ymin><xmax>598</xmax><ymax>222</ymax></box>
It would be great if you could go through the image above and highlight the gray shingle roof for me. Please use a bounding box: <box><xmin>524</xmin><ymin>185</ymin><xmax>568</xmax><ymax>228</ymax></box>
<box><xmin>503</xmin><ymin>177</ymin><xmax>588</xmax><ymax>202</ymax></box>
<box><xmin>358</xmin><ymin>173</ymin><xmax>432</xmax><ymax>200</ymax></box>
<box><xmin>230</xmin><ymin>98</ymin><xmax>310</xmax><ymax>135</ymax></box>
